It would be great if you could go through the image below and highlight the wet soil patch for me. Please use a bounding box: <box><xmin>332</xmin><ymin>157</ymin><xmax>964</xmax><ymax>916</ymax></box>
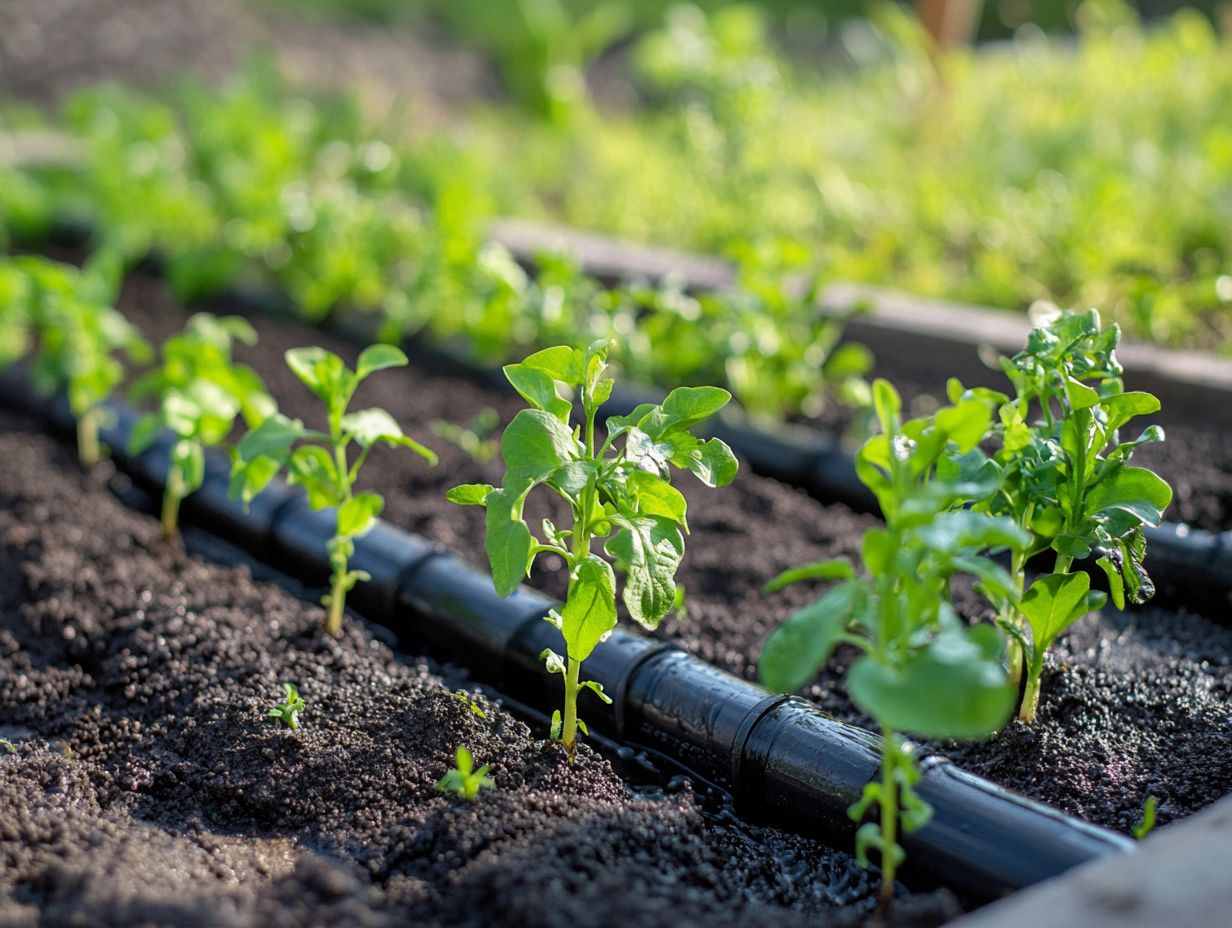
<box><xmin>104</xmin><ymin>272</ymin><xmax>1232</xmax><ymax>838</ymax></box>
<box><xmin>0</xmin><ymin>405</ymin><xmax>976</xmax><ymax>927</ymax></box>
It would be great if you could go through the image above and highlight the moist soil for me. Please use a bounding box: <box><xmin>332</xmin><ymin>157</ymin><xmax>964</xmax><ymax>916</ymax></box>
<box><xmin>0</xmin><ymin>405</ymin><xmax>971</xmax><ymax>928</ymax></box>
<box><xmin>109</xmin><ymin>271</ymin><xmax>1232</xmax><ymax>837</ymax></box>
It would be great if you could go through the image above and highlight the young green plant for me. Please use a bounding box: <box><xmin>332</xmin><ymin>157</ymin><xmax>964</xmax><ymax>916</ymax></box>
<box><xmin>760</xmin><ymin>380</ymin><xmax>1028</xmax><ymax>911</ymax></box>
<box><xmin>267</xmin><ymin>683</ymin><xmax>305</xmax><ymax>730</ymax></box>
<box><xmin>230</xmin><ymin>345</ymin><xmax>437</xmax><ymax>634</ymax></box>
<box><xmin>129</xmin><ymin>313</ymin><xmax>274</xmax><ymax>540</ymax></box>
<box><xmin>15</xmin><ymin>252</ymin><xmax>149</xmax><ymax>466</ymax></box>
<box><xmin>436</xmin><ymin>746</ymin><xmax>495</xmax><ymax>802</ymax></box>
<box><xmin>449</xmin><ymin>341</ymin><xmax>737</xmax><ymax>755</ymax></box>
<box><xmin>976</xmin><ymin>308</ymin><xmax>1173</xmax><ymax>721</ymax></box>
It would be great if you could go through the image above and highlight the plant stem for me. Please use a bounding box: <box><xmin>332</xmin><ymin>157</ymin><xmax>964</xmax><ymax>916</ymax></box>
<box><xmin>161</xmin><ymin>466</ymin><xmax>185</xmax><ymax>542</ymax></box>
<box><xmin>325</xmin><ymin>569</ymin><xmax>346</xmax><ymax>636</ymax></box>
<box><xmin>558</xmin><ymin>391</ymin><xmax>598</xmax><ymax>758</ymax></box>
<box><xmin>560</xmin><ymin>656</ymin><xmax>581</xmax><ymax>754</ymax></box>
<box><xmin>1019</xmin><ymin>665</ymin><xmax>1043</xmax><ymax>723</ymax></box>
<box><xmin>77</xmin><ymin>408</ymin><xmax>101</xmax><ymax>468</ymax></box>
<box><xmin>878</xmin><ymin>728</ymin><xmax>900</xmax><ymax>914</ymax></box>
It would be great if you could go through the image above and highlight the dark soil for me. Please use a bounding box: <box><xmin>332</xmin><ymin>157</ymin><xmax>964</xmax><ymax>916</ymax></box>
<box><xmin>109</xmin><ymin>272</ymin><xmax>1232</xmax><ymax>838</ymax></box>
<box><xmin>0</xmin><ymin>405</ymin><xmax>972</xmax><ymax>928</ymax></box>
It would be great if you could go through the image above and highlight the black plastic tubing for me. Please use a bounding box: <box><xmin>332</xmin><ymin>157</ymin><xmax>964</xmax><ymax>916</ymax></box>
<box><xmin>0</xmin><ymin>372</ymin><xmax>1133</xmax><ymax>900</ymax></box>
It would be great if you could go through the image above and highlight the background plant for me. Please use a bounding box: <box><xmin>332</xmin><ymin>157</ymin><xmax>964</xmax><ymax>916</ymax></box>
<box><xmin>231</xmin><ymin>345</ymin><xmax>437</xmax><ymax>634</ymax></box>
<box><xmin>760</xmin><ymin>379</ymin><xmax>1029</xmax><ymax>910</ymax></box>
<box><xmin>976</xmin><ymin>307</ymin><xmax>1173</xmax><ymax>721</ymax></box>
<box><xmin>128</xmin><ymin>313</ymin><xmax>275</xmax><ymax>540</ymax></box>
<box><xmin>449</xmin><ymin>340</ymin><xmax>737</xmax><ymax>754</ymax></box>
<box><xmin>5</xmin><ymin>252</ymin><xmax>149</xmax><ymax>467</ymax></box>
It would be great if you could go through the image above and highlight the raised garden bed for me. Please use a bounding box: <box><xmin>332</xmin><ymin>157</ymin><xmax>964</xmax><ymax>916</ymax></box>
<box><xmin>3</xmin><ymin>251</ymin><xmax>1231</xmax><ymax>926</ymax></box>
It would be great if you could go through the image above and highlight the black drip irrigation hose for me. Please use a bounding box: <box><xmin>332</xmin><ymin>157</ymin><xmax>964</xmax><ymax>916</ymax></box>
<box><xmin>0</xmin><ymin>372</ymin><xmax>1134</xmax><ymax>900</ymax></box>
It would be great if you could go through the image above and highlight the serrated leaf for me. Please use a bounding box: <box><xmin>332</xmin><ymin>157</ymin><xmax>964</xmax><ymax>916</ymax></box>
<box><xmin>605</xmin><ymin>515</ymin><xmax>683</xmax><ymax>628</ymax></box>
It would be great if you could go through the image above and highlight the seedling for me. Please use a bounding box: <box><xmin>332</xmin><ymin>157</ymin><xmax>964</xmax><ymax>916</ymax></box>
<box><xmin>431</xmin><ymin>407</ymin><xmax>501</xmax><ymax>464</ymax></box>
<box><xmin>436</xmin><ymin>746</ymin><xmax>495</xmax><ymax>802</ymax></box>
<box><xmin>1133</xmin><ymin>795</ymin><xmax>1158</xmax><ymax>840</ymax></box>
<box><xmin>129</xmin><ymin>313</ymin><xmax>274</xmax><ymax>540</ymax></box>
<box><xmin>976</xmin><ymin>308</ymin><xmax>1172</xmax><ymax>721</ymax></box>
<box><xmin>761</xmin><ymin>380</ymin><xmax>1028</xmax><ymax>911</ymax></box>
<box><xmin>230</xmin><ymin>345</ymin><xmax>437</xmax><ymax>634</ymax></box>
<box><xmin>449</xmin><ymin>341</ymin><xmax>737</xmax><ymax>755</ymax></box>
<box><xmin>17</xmin><ymin>251</ymin><xmax>150</xmax><ymax>466</ymax></box>
<box><xmin>267</xmin><ymin>683</ymin><xmax>305</xmax><ymax>730</ymax></box>
<box><xmin>452</xmin><ymin>690</ymin><xmax>488</xmax><ymax>720</ymax></box>
<box><xmin>0</xmin><ymin>739</ymin><xmax>16</xmax><ymax>754</ymax></box>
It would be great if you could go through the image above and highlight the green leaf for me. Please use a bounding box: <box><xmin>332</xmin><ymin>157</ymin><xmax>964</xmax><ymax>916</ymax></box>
<box><xmin>512</xmin><ymin>345</ymin><xmax>584</xmax><ymax>387</ymax></box>
<box><xmin>605</xmin><ymin>403</ymin><xmax>656</xmax><ymax>439</ymax></box>
<box><xmin>285</xmin><ymin>347</ymin><xmax>348</xmax><ymax>402</ymax></box>
<box><xmin>355</xmin><ymin>344</ymin><xmax>407</xmax><ymax>381</ymax></box>
<box><xmin>676</xmin><ymin>436</ymin><xmax>738</xmax><ymax>487</ymax></box>
<box><xmin>604</xmin><ymin>516</ymin><xmax>683</xmax><ymax>628</ymax></box>
<box><xmin>1100</xmin><ymin>391</ymin><xmax>1161</xmax><ymax>433</ymax></box>
<box><xmin>1019</xmin><ymin>572</ymin><xmax>1106</xmax><ymax>654</ymax></box>
<box><xmin>1065</xmin><ymin>376</ymin><xmax>1101</xmax><ymax>411</ymax></box>
<box><xmin>560</xmin><ymin>555</ymin><xmax>617</xmax><ymax>662</ymax></box>
<box><xmin>627</xmin><ymin>470</ymin><xmax>688</xmax><ymax>528</ymax></box>
<box><xmin>848</xmin><ymin>627</ymin><xmax>1014</xmax><ymax>739</ymax></box>
<box><xmin>934</xmin><ymin>399</ymin><xmax>992</xmax><ymax>452</ymax></box>
<box><xmin>447</xmin><ymin>484</ymin><xmax>494</xmax><ymax>506</ymax></box>
<box><xmin>872</xmin><ymin>379</ymin><xmax>901</xmax><ymax>434</ymax></box>
<box><xmin>1085</xmin><ymin>466</ymin><xmax>1173</xmax><ymax>528</ymax></box>
<box><xmin>643</xmin><ymin>386</ymin><xmax>731</xmax><ymax>438</ymax></box>
<box><xmin>759</xmin><ymin>581</ymin><xmax>861</xmax><ymax>693</ymax></box>
<box><xmin>764</xmin><ymin>559</ymin><xmax>855</xmax><ymax>593</ymax></box>
<box><xmin>236</xmin><ymin>413</ymin><xmax>305</xmax><ymax>463</ymax></box>
<box><xmin>127</xmin><ymin>412</ymin><xmax>162</xmax><ymax>456</ymax></box>
<box><xmin>502</xmin><ymin>409</ymin><xmax>577</xmax><ymax>484</ymax></box>
<box><xmin>287</xmin><ymin>445</ymin><xmax>343</xmax><ymax>509</ymax></box>
<box><xmin>337</xmin><ymin>491</ymin><xmax>383</xmax><ymax>537</ymax></box>
<box><xmin>485</xmin><ymin>487</ymin><xmax>533</xmax><ymax>597</ymax></box>
<box><xmin>170</xmin><ymin>439</ymin><xmax>205</xmax><ymax>494</ymax></box>
<box><xmin>503</xmin><ymin>363</ymin><xmax>572</xmax><ymax>420</ymax></box>
<box><xmin>229</xmin><ymin>453</ymin><xmax>282</xmax><ymax>505</ymax></box>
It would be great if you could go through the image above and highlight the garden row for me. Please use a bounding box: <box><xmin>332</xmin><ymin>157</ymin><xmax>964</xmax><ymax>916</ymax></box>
<box><xmin>3</xmin><ymin>250</ymin><xmax>1230</xmax><ymax>917</ymax></box>
<box><xmin>6</xmin><ymin>3</ymin><xmax>1232</xmax><ymax>350</ymax></box>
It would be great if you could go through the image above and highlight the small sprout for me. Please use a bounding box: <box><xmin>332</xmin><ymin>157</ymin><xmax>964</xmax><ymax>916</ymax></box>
<box><xmin>436</xmin><ymin>746</ymin><xmax>495</xmax><ymax>802</ymax></box>
<box><xmin>453</xmin><ymin>690</ymin><xmax>487</xmax><ymax>720</ymax></box>
<box><xmin>267</xmin><ymin>683</ymin><xmax>305</xmax><ymax>730</ymax></box>
<box><xmin>431</xmin><ymin>408</ymin><xmax>501</xmax><ymax>464</ymax></box>
<box><xmin>0</xmin><ymin>738</ymin><xmax>16</xmax><ymax>754</ymax></box>
<box><xmin>1133</xmin><ymin>795</ymin><xmax>1158</xmax><ymax>839</ymax></box>
<box><xmin>450</xmin><ymin>341</ymin><xmax>737</xmax><ymax>756</ymax></box>
<box><xmin>129</xmin><ymin>313</ymin><xmax>274</xmax><ymax>541</ymax></box>
<box><xmin>230</xmin><ymin>345</ymin><xmax>437</xmax><ymax>634</ymax></box>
